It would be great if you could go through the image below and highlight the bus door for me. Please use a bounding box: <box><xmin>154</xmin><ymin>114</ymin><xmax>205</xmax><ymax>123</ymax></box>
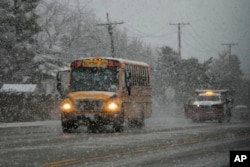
<box><xmin>56</xmin><ymin>70</ymin><xmax>70</xmax><ymax>97</ymax></box>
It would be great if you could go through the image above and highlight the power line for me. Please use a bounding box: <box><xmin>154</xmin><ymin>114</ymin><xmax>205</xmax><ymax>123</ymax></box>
<box><xmin>188</xmin><ymin>24</ymin><xmax>220</xmax><ymax>53</ymax></box>
<box><xmin>221</xmin><ymin>43</ymin><xmax>238</xmax><ymax>56</ymax></box>
<box><xmin>97</xmin><ymin>13</ymin><xmax>124</xmax><ymax>58</ymax></box>
<box><xmin>169</xmin><ymin>22</ymin><xmax>190</xmax><ymax>58</ymax></box>
<box><xmin>124</xmin><ymin>22</ymin><xmax>175</xmax><ymax>38</ymax></box>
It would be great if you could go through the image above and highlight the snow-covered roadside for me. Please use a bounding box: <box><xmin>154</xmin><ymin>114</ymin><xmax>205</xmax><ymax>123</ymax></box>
<box><xmin>0</xmin><ymin>120</ymin><xmax>60</xmax><ymax>128</ymax></box>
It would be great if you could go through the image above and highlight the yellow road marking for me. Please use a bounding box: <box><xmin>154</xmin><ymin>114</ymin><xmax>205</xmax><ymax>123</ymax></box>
<box><xmin>43</xmin><ymin>130</ymin><xmax>250</xmax><ymax>166</ymax></box>
<box><xmin>43</xmin><ymin>158</ymin><xmax>80</xmax><ymax>167</ymax></box>
<box><xmin>86</xmin><ymin>153</ymin><xmax>117</xmax><ymax>161</ymax></box>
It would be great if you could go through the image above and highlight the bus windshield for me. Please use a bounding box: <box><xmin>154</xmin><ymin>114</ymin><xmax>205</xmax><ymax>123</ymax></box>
<box><xmin>70</xmin><ymin>67</ymin><xmax>118</xmax><ymax>92</ymax></box>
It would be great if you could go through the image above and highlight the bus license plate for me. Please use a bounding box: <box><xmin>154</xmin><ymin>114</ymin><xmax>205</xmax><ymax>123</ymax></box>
<box><xmin>85</xmin><ymin>114</ymin><xmax>95</xmax><ymax>121</ymax></box>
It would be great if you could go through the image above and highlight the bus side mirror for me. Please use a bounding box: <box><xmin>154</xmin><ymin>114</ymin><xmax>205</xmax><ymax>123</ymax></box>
<box><xmin>56</xmin><ymin>70</ymin><xmax>69</xmax><ymax>98</ymax></box>
<box><xmin>126</xmin><ymin>72</ymin><xmax>132</xmax><ymax>95</ymax></box>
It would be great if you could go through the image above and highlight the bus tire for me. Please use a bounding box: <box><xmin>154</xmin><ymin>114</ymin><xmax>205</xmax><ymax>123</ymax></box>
<box><xmin>128</xmin><ymin>119</ymin><xmax>134</xmax><ymax>128</ymax></box>
<box><xmin>62</xmin><ymin>120</ymin><xmax>71</xmax><ymax>133</ymax></box>
<box><xmin>113</xmin><ymin>125</ymin><xmax>124</xmax><ymax>132</ymax></box>
<box><xmin>113</xmin><ymin>109</ymin><xmax>125</xmax><ymax>132</ymax></box>
<box><xmin>61</xmin><ymin>119</ymin><xmax>78</xmax><ymax>133</ymax></box>
<box><xmin>138</xmin><ymin>115</ymin><xmax>145</xmax><ymax>129</ymax></box>
<box><xmin>128</xmin><ymin>111</ymin><xmax>145</xmax><ymax>129</ymax></box>
<box><xmin>113</xmin><ymin>120</ymin><xmax>124</xmax><ymax>132</ymax></box>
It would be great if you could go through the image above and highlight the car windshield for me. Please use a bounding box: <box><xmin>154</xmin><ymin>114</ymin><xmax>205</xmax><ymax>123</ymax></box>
<box><xmin>197</xmin><ymin>95</ymin><xmax>220</xmax><ymax>101</ymax></box>
<box><xmin>70</xmin><ymin>67</ymin><xmax>118</xmax><ymax>92</ymax></box>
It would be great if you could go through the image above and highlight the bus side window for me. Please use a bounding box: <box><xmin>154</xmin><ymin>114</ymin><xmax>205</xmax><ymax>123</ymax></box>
<box><xmin>122</xmin><ymin>70</ymin><xmax>126</xmax><ymax>88</ymax></box>
<box><xmin>126</xmin><ymin>71</ymin><xmax>132</xmax><ymax>95</ymax></box>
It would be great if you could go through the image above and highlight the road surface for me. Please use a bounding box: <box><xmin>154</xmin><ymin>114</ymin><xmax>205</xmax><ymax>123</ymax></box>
<box><xmin>0</xmin><ymin>116</ymin><xmax>250</xmax><ymax>167</ymax></box>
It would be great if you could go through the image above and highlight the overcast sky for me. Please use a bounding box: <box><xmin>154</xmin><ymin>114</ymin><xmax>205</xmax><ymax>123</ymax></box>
<box><xmin>76</xmin><ymin>0</ymin><xmax>250</xmax><ymax>75</ymax></box>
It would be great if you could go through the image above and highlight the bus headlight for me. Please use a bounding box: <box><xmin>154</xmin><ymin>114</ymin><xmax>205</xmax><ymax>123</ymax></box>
<box><xmin>63</xmin><ymin>103</ymin><xmax>71</xmax><ymax>110</ymax></box>
<box><xmin>61</xmin><ymin>102</ymin><xmax>73</xmax><ymax>112</ymax></box>
<box><xmin>108</xmin><ymin>102</ymin><xmax>118</xmax><ymax>111</ymax></box>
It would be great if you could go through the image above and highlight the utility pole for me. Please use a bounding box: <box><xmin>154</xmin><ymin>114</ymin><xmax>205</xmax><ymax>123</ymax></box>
<box><xmin>97</xmin><ymin>13</ymin><xmax>124</xmax><ymax>58</ymax></box>
<box><xmin>221</xmin><ymin>43</ymin><xmax>238</xmax><ymax>56</ymax></box>
<box><xmin>169</xmin><ymin>22</ymin><xmax>190</xmax><ymax>58</ymax></box>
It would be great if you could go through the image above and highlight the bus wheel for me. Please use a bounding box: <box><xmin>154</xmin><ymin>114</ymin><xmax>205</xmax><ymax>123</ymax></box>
<box><xmin>113</xmin><ymin>107</ymin><xmax>125</xmax><ymax>132</ymax></box>
<box><xmin>128</xmin><ymin>119</ymin><xmax>135</xmax><ymax>128</ymax></box>
<box><xmin>113</xmin><ymin>121</ymin><xmax>124</xmax><ymax>132</ymax></box>
<box><xmin>128</xmin><ymin>112</ymin><xmax>145</xmax><ymax>129</ymax></box>
<box><xmin>113</xmin><ymin>125</ymin><xmax>124</xmax><ymax>132</ymax></box>
<box><xmin>137</xmin><ymin>110</ymin><xmax>145</xmax><ymax>128</ymax></box>
<box><xmin>62</xmin><ymin>120</ymin><xmax>78</xmax><ymax>133</ymax></box>
<box><xmin>138</xmin><ymin>116</ymin><xmax>145</xmax><ymax>129</ymax></box>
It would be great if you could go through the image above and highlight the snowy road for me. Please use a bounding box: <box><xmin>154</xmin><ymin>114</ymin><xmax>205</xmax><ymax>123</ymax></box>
<box><xmin>0</xmin><ymin>116</ymin><xmax>250</xmax><ymax>167</ymax></box>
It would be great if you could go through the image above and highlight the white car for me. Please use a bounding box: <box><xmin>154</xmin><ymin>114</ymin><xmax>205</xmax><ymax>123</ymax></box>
<box><xmin>185</xmin><ymin>89</ymin><xmax>232</xmax><ymax>123</ymax></box>
<box><xmin>193</xmin><ymin>92</ymin><xmax>223</xmax><ymax>107</ymax></box>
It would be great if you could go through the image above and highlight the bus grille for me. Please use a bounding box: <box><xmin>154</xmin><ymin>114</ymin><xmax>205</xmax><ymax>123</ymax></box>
<box><xmin>199</xmin><ymin>105</ymin><xmax>210</xmax><ymax>109</ymax></box>
<box><xmin>75</xmin><ymin>99</ymin><xmax>103</xmax><ymax>111</ymax></box>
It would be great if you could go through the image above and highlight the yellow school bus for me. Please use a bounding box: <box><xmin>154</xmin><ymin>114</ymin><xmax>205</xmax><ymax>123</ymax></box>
<box><xmin>56</xmin><ymin>56</ymin><xmax>152</xmax><ymax>133</ymax></box>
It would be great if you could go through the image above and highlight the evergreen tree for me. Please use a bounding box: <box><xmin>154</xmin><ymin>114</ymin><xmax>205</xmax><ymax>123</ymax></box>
<box><xmin>177</xmin><ymin>58</ymin><xmax>211</xmax><ymax>102</ymax></box>
<box><xmin>154</xmin><ymin>46</ymin><xmax>179</xmax><ymax>105</ymax></box>
<box><xmin>235</xmin><ymin>78</ymin><xmax>250</xmax><ymax>106</ymax></box>
<box><xmin>12</xmin><ymin>0</ymin><xmax>40</xmax><ymax>42</ymax></box>
<box><xmin>208</xmin><ymin>52</ymin><xmax>243</xmax><ymax>95</ymax></box>
<box><xmin>0</xmin><ymin>0</ymin><xmax>41</xmax><ymax>83</ymax></box>
<box><xmin>155</xmin><ymin>46</ymin><xmax>214</xmax><ymax>105</ymax></box>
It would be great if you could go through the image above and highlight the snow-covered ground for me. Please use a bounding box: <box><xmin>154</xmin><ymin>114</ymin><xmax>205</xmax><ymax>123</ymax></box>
<box><xmin>0</xmin><ymin>110</ymin><xmax>250</xmax><ymax>167</ymax></box>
